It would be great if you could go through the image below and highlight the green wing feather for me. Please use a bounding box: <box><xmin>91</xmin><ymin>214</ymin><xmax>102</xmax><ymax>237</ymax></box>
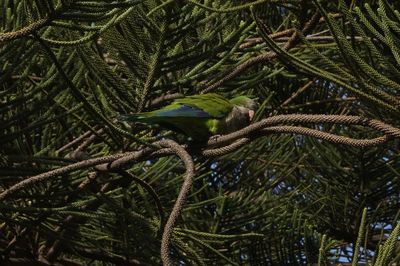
<box><xmin>171</xmin><ymin>93</ymin><xmax>233</xmax><ymax>117</ymax></box>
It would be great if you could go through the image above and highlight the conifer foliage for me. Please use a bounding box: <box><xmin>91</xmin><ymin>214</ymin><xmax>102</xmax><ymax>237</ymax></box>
<box><xmin>1</xmin><ymin>0</ymin><xmax>400</xmax><ymax>265</ymax></box>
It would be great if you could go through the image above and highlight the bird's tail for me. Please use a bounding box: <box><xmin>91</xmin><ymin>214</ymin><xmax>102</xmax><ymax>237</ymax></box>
<box><xmin>118</xmin><ymin>113</ymin><xmax>155</xmax><ymax>123</ymax></box>
<box><xmin>118</xmin><ymin>114</ymin><xmax>143</xmax><ymax>122</ymax></box>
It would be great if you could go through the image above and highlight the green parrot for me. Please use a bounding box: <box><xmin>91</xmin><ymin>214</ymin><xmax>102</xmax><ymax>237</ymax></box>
<box><xmin>119</xmin><ymin>93</ymin><xmax>258</xmax><ymax>141</ymax></box>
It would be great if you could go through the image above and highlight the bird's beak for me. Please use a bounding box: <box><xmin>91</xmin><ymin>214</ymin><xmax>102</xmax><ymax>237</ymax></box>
<box><xmin>248</xmin><ymin>110</ymin><xmax>255</xmax><ymax>121</ymax></box>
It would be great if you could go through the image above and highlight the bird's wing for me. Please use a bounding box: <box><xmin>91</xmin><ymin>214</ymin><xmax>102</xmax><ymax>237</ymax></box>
<box><xmin>119</xmin><ymin>102</ymin><xmax>215</xmax><ymax>123</ymax></box>
<box><xmin>172</xmin><ymin>93</ymin><xmax>233</xmax><ymax>118</ymax></box>
<box><xmin>152</xmin><ymin>105</ymin><xmax>212</xmax><ymax>118</ymax></box>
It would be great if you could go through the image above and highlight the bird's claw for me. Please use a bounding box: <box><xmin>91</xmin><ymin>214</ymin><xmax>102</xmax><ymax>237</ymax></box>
<box><xmin>210</xmin><ymin>134</ymin><xmax>221</xmax><ymax>142</ymax></box>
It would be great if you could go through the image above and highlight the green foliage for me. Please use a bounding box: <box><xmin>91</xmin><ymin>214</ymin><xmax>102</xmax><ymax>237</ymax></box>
<box><xmin>1</xmin><ymin>0</ymin><xmax>400</xmax><ymax>265</ymax></box>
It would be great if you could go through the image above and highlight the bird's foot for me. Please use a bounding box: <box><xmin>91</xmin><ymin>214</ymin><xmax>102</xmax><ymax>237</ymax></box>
<box><xmin>209</xmin><ymin>134</ymin><xmax>221</xmax><ymax>142</ymax></box>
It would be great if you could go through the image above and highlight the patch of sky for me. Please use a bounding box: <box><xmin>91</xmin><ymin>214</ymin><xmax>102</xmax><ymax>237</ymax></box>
<box><xmin>336</xmin><ymin>244</ymin><xmax>354</xmax><ymax>263</ymax></box>
<box><xmin>240</xmin><ymin>252</ymin><xmax>249</xmax><ymax>262</ymax></box>
<box><xmin>374</xmin><ymin>222</ymin><xmax>389</xmax><ymax>229</ymax></box>
<box><xmin>208</xmin><ymin>160</ymin><xmax>245</xmax><ymax>188</ymax></box>
<box><xmin>337</xmin><ymin>244</ymin><xmax>375</xmax><ymax>264</ymax></box>
<box><xmin>272</xmin><ymin>180</ymin><xmax>294</xmax><ymax>195</ymax></box>
<box><xmin>374</xmin><ymin>222</ymin><xmax>393</xmax><ymax>238</ymax></box>
<box><xmin>294</xmin><ymin>134</ymin><xmax>306</xmax><ymax>147</ymax></box>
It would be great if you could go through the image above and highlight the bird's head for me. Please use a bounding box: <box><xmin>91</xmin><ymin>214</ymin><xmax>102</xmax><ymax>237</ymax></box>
<box><xmin>229</xmin><ymin>96</ymin><xmax>259</xmax><ymax>121</ymax></box>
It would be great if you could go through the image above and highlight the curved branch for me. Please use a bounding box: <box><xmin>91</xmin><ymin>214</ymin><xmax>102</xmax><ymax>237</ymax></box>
<box><xmin>0</xmin><ymin>18</ymin><xmax>49</xmax><ymax>43</ymax></box>
<box><xmin>0</xmin><ymin>151</ymin><xmax>149</xmax><ymax>201</ymax></box>
<box><xmin>261</xmin><ymin>126</ymin><xmax>390</xmax><ymax>147</ymax></box>
<box><xmin>1</xmin><ymin>114</ymin><xmax>398</xmax><ymax>203</ymax></box>
<box><xmin>157</xmin><ymin>140</ymin><xmax>194</xmax><ymax>266</ymax></box>
<box><xmin>207</xmin><ymin>114</ymin><xmax>399</xmax><ymax>147</ymax></box>
<box><xmin>202</xmin><ymin>138</ymin><xmax>250</xmax><ymax>157</ymax></box>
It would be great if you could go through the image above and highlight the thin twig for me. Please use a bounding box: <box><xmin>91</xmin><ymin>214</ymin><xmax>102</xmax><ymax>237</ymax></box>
<box><xmin>281</xmin><ymin>80</ymin><xmax>315</xmax><ymax>106</ymax></box>
<box><xmin>56</xmin><ymin>129</ymin><xmax>94</xmax><ymax>153</ymax></box>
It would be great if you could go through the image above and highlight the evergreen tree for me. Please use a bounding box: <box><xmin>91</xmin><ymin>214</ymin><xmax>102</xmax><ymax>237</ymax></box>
<box><xmin>0</xmin><ymin>0</ymin><xmax>399</xmax><ymax>265</ymax></box>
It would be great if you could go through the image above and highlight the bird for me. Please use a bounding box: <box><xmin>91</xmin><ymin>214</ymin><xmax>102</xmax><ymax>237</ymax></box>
<box><xmin>119</xmin><ymin>93</ymin><xmax>258</xmax><ymax>141</ymax></box>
